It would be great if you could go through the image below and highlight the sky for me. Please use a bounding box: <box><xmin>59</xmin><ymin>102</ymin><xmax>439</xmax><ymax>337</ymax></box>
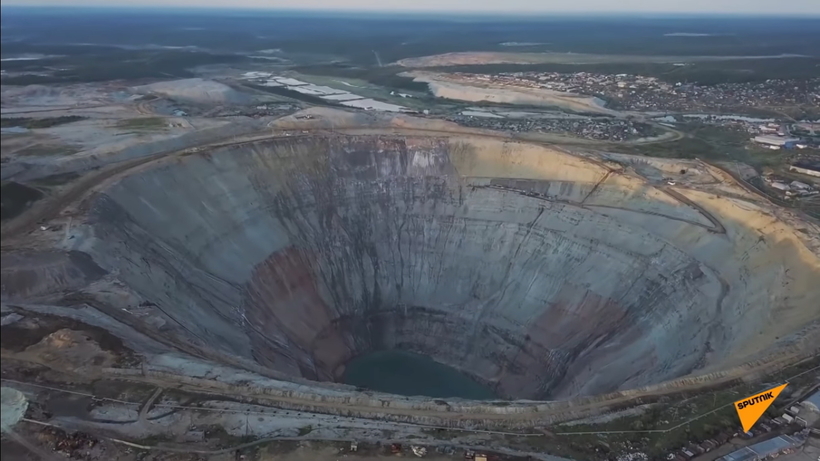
<box><xmin>3</xmin><ymin>0</ymin><xmax>820</xmax><ymax>15</ymax></box>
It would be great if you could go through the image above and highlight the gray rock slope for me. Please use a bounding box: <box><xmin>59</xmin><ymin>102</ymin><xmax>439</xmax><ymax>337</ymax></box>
<box><xmin>66</xmin><ymin>135</ymin><xmax>819</xmax><ymax>399</ymax></box>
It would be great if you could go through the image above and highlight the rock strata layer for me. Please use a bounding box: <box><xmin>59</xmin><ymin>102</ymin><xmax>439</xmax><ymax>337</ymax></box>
<box><xmin>67</xmin><ymin>135</ymin><xmax>819</xmax><ymax>400</ymax></box>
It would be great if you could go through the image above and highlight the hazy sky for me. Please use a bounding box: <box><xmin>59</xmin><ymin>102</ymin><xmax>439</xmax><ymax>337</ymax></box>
<box><xmin>4</xmin><ymin>0</ymin><xmax>820</xmax><ymax>15</ymax></box>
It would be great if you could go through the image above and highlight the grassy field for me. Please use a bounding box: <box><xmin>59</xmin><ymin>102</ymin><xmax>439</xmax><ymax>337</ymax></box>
<box><xmin>291</xmin><ymin>65</ymin><xmax>432</xmax><ymax>93</ymax></box>
<box><xmin>611</xmin><ymin>122</ymin><xmax>787</xmax><ymax>168</ymax></box>
<box><xmin>115</xmin><ymin>117</ymin><xmax>168</xmax><ymax>131</ymax></box>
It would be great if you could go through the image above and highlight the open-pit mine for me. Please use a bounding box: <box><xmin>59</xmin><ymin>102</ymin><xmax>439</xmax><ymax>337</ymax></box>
<box><xmin>2</xmin><ymin>117</ymin><xmax>819</xmax><ymax>442</ymax></box>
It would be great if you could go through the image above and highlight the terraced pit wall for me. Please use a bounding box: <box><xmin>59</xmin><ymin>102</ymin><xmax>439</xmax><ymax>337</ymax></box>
<box><xmin>62</xmin><ymin>135</ymin><xmax>819</xmax><ymax>407</ymax></box>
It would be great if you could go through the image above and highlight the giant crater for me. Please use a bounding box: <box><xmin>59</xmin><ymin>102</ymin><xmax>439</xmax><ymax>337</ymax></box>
<box><xmin>77</xmin><ymin>134</ymin><xmax>820</xmax><ymax>400</ymax></box>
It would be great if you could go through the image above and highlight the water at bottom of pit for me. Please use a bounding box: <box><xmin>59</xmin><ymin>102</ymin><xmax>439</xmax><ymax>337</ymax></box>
<box><xmin>342</xmin><ymin>350</ymin><xmax>498</xmax><ymax>400</ymax></box>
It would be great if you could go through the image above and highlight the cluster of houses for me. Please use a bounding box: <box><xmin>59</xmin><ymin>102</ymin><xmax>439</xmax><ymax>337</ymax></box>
<box><xmin>665</xmin><ymin>389</ymin><xmax>820</xmax><ymax>461</ymax></box>
<box><xmin>666</xmin><ymin>429</ymin><xmax>745</xmax><ymax>461</ymax></box>
<box><xmin>346</xmin><ymin>441</ymin><xmax>493</xmax><ymax>460</ymax></box>
<box><xmin>463</xmin><ymin>72</ymin><xmax>817</xmax><ymax>115</ymax></box>
<box><xmin>665</xmin><ymin>421</ymin><xmax>803</xmax><ymax>461</ymax></box>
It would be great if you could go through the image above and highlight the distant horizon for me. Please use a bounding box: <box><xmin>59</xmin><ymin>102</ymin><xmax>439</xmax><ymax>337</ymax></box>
<box><xmin>2</xmin><ymin>2</ymin><xmax>819</xmax><ymax>17</ymax></box>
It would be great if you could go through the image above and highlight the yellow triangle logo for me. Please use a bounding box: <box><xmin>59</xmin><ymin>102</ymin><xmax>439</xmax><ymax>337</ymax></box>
<box><xmin>735</xmin><ymin>383</ymin><xmax>788</xmax><ymax>433</ymax></box>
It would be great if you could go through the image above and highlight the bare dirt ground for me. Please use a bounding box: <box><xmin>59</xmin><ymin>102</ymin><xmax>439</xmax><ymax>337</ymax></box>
<box><xmin>132</xmin><ymin>79</ymin><xmax>253</xmax><ymax>105</ymax></box>
<box><xmin>0</xmin><ymin>79</ymin><xmax>277</xmax><ymax>242</ymax></box>
<box><xmin>403</xmin><ymin>71</ymin><xmax>616</xmax><ymax>115</ymax></box>
<box><xmin>1</xmin><ymin>131</ymin><xmax>78</xmax><ymax>161</ymax></box>
<box><xmin>0</xmin><ymin>85</ymin><xmax>238</xmax><ymax>166</ymax></box>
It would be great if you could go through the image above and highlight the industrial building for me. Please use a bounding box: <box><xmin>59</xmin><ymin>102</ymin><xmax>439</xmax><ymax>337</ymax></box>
<box><xmin>719</xmin><ymin>435</ymin><xmax>802</xmax><ymax>461</ymax></box>
<box><xmin>753</xmin><ymin>135</ymin><xmax>800</xmax><ymax>148</ymax></box>
<box><xmin>790</xmin><ymin>161</ymin><xmax>820</xmax><ymax>178</ymax></box>
<box><xmin>803</xmin><ymin>390</ymin><xmax>820</xmax><ymax>412</ymax></box>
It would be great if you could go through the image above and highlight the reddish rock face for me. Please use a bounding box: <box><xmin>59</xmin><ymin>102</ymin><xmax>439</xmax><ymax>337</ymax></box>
<box><xmin>244</xmin><ymin>247</ymin><xmax>353</xmax><ymax>381</ymax></box>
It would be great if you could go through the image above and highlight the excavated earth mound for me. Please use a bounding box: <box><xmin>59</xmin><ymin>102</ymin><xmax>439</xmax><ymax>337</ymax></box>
<box><xmin>41</xmin><ymin>135</ymin><xmax>820</xmax><ymax>400</ymax></box>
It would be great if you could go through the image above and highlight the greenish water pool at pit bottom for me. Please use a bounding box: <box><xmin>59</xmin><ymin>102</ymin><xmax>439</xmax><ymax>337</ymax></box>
<box><xmin>342</xmin><ymin>350</ymin><xmax>497</xmax><ymax>400</ymax></box>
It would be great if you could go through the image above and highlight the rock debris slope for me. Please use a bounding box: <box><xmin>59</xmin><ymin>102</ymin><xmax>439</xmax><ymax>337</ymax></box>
<box><xmin>66</xmin><ymin>135</ymin><xmax>819</xmax><ymax>400</ymax></box>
